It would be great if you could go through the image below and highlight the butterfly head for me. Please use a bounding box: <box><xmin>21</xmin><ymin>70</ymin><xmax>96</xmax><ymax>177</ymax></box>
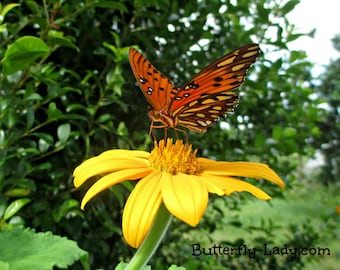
<box><xmin>148</xmin><ymin>110</ymin><xmax>178</xmax><ymax>129</ymax></box>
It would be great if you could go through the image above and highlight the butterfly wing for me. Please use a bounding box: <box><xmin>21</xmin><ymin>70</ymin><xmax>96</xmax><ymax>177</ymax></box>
<box><xmin>170</xmin><ymin>43</ymin><xmax>260</xmax><ymax>132</ymax></box>
<box><xmin>173</xmin><ymin>92</ymin><xmax>240</xmax><ymax>132</ymax></box>
<box><xmin>129</xmin><ymin>48</ymin><xmax>178</xmax><ymax>111</ymax></box>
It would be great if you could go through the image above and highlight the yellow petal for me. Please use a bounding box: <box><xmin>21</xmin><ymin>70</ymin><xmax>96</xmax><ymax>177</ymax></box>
<box><xmin>99</xmin><ymin>149</ymin><xmax>150</xmax><ymax>159</ymax></box>
<box><xmin>197</xmin><ymin>176</ymin><xmax>225</xmax><ymax>196</ymax></box>
<box><xmin>161</xmin><ymin>173</ymin><xmax>208</xmax><ymax>226</ymax></box>
<box><xmin>200</xmin><ymin>160</ymin><xmax>284</xmax><ymax>189</ymax></box>
<box><xmin>74</xmin><ymin>149</ymin><xmax>149</xmax><ymax>178</ymax></box>
<box><xmin>197</xmin><ymin>157</ymin><xmax>216</xmax><ymax>165</ymax></box>
<box><xmin>201</xmin><ymin>174</ymin><xmax>272</xmax><ymax>200</ymax></box>
<box><xmin>80</xmin><ymin>167</ymin><xmax>154</xmax><ymax>209</ymax></box>
<box><xmin>122</xmin><ymin>171</ymin><xmax>162</xmax><ymax>248</ymax></box>
<box><xmin>73</xmin><ymin>156</ymin><xmax>150</xmax><ymax>187</ymax></box>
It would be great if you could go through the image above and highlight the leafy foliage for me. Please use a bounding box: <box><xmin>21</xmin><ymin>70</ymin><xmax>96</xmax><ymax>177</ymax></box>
<box><xmin>0</xmin><ymin>0</ymin><xmax>330</xmax><ymax>269</ymax></box>
<box><xmin>0</xmin><ymin>228</ymin><xmax>89</xmax><ymax>270</ymax></box>
<box><xmin>314</xmin><ymin>34</ymin><xmax>340</xmax><ymax>184</ymax></box>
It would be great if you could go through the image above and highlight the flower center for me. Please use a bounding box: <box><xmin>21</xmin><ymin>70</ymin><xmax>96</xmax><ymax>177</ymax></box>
<box><xmin>149</xmin><ymin>139</ymin><xmax>200</xmax><ymax>175</ymax></box>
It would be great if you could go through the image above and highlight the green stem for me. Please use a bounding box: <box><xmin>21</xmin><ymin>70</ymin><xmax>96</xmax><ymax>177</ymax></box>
<box><xmin>125</xmin><ymin>203</ymin><xmax>172</xmax><ymax>270</ymax></box>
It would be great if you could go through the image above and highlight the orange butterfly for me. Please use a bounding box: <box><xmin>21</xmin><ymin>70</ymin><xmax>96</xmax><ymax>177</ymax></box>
<box><xmin>129</xmin><ymin>44</ymin><xmax>260</xmax><ymax>133</ymax></box>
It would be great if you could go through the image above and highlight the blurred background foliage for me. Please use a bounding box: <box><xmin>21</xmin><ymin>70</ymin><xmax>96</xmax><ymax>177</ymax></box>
<box><xmin>0</xmin><ymin>0</ymin><xmax>339</xmax><ymax>269</ymax></box>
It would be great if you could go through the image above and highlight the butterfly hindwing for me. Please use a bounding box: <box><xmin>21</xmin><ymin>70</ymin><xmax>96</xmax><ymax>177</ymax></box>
<box><xmin>176</xmin><ymin>91</ymin><xmax>239</xmax><ymax>132</ymax></box>
<box><xmin>129</xmin><ymin>48</ymin><xmax>178</xmax><ymax>111</ymax></box>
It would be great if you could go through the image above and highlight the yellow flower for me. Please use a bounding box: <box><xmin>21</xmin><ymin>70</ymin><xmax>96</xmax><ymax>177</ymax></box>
<box><xmin>73</xmin><ymin>139</ymin><xmax>284</xmax><ymax>248</ymax></box>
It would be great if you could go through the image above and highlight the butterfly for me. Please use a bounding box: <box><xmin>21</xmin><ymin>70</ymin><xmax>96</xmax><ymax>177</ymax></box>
<box><xmin>129</xmin><ymin>43</ymin><xmax>260</xmax><ymax>134</ymax></box>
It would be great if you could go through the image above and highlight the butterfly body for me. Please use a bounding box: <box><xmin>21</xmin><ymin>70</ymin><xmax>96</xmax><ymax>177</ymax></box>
<box><xmin>147</xmin><ymin>107</ymin><xmax>178</xmax><ymax>130</ymax></box>
<box><xmin>129</xmin><ymin>44</ymin><xmax>260</xmax><ymax>133</ymax></box>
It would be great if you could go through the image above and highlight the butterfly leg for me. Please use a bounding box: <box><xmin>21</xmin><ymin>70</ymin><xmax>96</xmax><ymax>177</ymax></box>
<box><xmin>150</xmin><ymin>129</ymin><xmax>157</xmax><ymax>142</ymax></box>
<box><xmin>149</xmin><ymin>121</ymin><xmax>169</xmax><ymax>141</ymax></box>
<box><xmin>174</xmin><ymin>127</ymin><xmax>189</xmax><ymax>144</ymax></box>
<box><xmin>149</xmin><ymin>121</ymin><xmax>156</xmax><ymax>141</ymax></box>
<box><xmin>163</xmin><ymin>127</ymin><xmax>168</xmax><ymax>140</ymax></box>
<box><xmin>184</xmin><ymin>129</ymin><xmax>188</xmax><ymax>144</ymax></box>
<box><xmin>173</xmin><ymin>129</ymin><xmax>179</xmax><ymax>140</ymax></box>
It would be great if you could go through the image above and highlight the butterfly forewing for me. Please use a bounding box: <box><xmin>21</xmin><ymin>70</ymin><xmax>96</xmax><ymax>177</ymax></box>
<box><xmin>170</xmin><ymin>44</ymin><xmax>259</xmax><ymax>110</ymax></box>
<box><xmin>129</xmin><ymin>48</ymin><xmax>178</xmax><ymax>111</ymax></box>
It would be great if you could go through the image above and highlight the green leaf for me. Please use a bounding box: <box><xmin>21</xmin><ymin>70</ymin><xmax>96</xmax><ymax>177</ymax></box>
<box><xmin>52</xmin><ymin>199</ymin><xmax>80</xmax><ymax>222</ymax></box>
<box><xmin>115</xmin><ymin>262</ymin><xmax>128</xmax><ymax>270</ymax></box>
<box><xmin>0</xmin><ymin>228</ymin><xmax>89</xmax><ymax>270</ymax></box>
<box><xmin>103</xmin><ymin>41</ymin><xmax>118</xmax><ymax>55</ymax></box>
<box><xmin>57</xmin><ymin>123</ymin><xmax>71</xmax><ymax>143</ymax></box>
<box><xmin>109</xmin><ymin>65</ymin><xmax>124</xmax><ymax>95</ymax></box>
<box><xmin>47</xmin><ymin>102</ymin><xmax>63</xmax><ymax>121</ymax></box>
<box><xmin>26</xmin><ymin>106</ymin><xmax>35</xmax><ymax>130</ymax></box>
<box><xmin>26</xmin><ymin>92</ymin><xmax>43</xmax><ymax>101</ymax></box>
<box><xmin>2</xmin><ymin>178</ymin><xmax>36</xmax><ymax>197</ymax></box>
<box><xmin>283</xmin><ymin>127</ymin><xmax>297</xmax><ymax>138</ymax></box>
<box><xmin>7</xmin><ymin>216</ymin><xmax>25</xmax><ymax>226</ymax></box>
<box><xmin>256</xmin><ymin>4</ymin><xmax>269</xmax><ymax>22</ymax></box>
<box><xmin>117</xmin><ymin>121</ymin><xmax>128</xmax><ymax>136</ymax></box>
<box><xmin>272</xmin><ymin>125</ymin><xmax>283</xmax><ymax>140</ymax></box>
<box><xmin>0</xmin><ymin>201</ymin><xmax>6</xmax><ymax>218</ymax></box>
<box><xmin>110</xmin><ymin>31</ymin><xmax>121</xmax><ymax>48</ymax></box>
<box><xmin>0</xmin><ymin>3</ymin><xmax>20</xmax><ymax>24</ymax></box>
<box><xmin>37</xmin><ymin>133</ymin><xmax>54</xmax><ymax>152</ymax></box>
<box><xmin>2</xmin><ymin>36</ymin><xmax>49</xmax><ymax>75</ymax></box>
<box><xmin>94</xmin><ymin>1</ymin><xmax>128</xmax><ymax>13</ymax></box>
<box><xmin>5</xmin><ymin>188</ymin><xmax>31</xmax><ymax>197</ymax></box>
<box><xmin>4</xmin><ymin>108</ymin><xmax>17</xmax><ymax>128</ymax></box>
<box><xmin>33</xmin><ymin>132</ymin><xmax>54</xmax><ymax>145</ymax></box>
<box><xmin>97</xmin><ymin>113</ymin><xmax>112</xmax><ymax>123</ymax></box>
<box><xmin>24</xmin><ymin>0</ymin><xmax>41</xmax><ymax>15</ymax></box>
<box><xmin>47</xmin><ymin>30</ymin><xmax>78</xmax><ymax>50</ymax></box>
<box><xmin>114</xmin><ymin>262</ymin><xmax>151</xmax><ymax>270</ymax></box>
<box><xmin>281</xmin><ymin>0</ymin><xmax>299</xmax><ymax>15</ymax></box>
<box><xmin>254</xmin><ymin>133</ymin><xmax>266</xmax><ymax>149</ymax></box>
<box><xmin>0</xmin><ymin>129</ymin><xmax>4</xmax><ymax>146</ymax></box>
<box><xmin>3</xmin><ymin>198</ymin><xmax>30</xmax><ymax>220</ymax></box>
<box><xmin>169</xmin><ymin>265</ymin><xmax>186</xmax><ymax>270</ymax></box>
<box><xmin>289</xmin><ymin>50</ymin><xmax>307</xmax><ymax>62</ymax></box>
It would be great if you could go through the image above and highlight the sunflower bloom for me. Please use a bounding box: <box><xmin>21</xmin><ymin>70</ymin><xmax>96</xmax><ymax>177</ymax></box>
<box><xmin>73</xmin><ymin>139</ymin><xmax>284</xmax><ymax>248</ymax></box>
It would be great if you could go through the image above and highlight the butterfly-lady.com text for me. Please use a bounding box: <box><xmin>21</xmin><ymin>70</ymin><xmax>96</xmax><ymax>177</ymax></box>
<box><xmin>191</xmin><ymin>243</ymin><xmax>331</xmax><ymax>259</ymax></box>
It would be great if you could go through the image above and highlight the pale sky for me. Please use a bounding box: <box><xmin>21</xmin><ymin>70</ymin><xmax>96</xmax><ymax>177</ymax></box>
<box><xmin>287</xmin><ymin>0</ymin><xmax>340</xmax><ymax>76</ymax></box>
